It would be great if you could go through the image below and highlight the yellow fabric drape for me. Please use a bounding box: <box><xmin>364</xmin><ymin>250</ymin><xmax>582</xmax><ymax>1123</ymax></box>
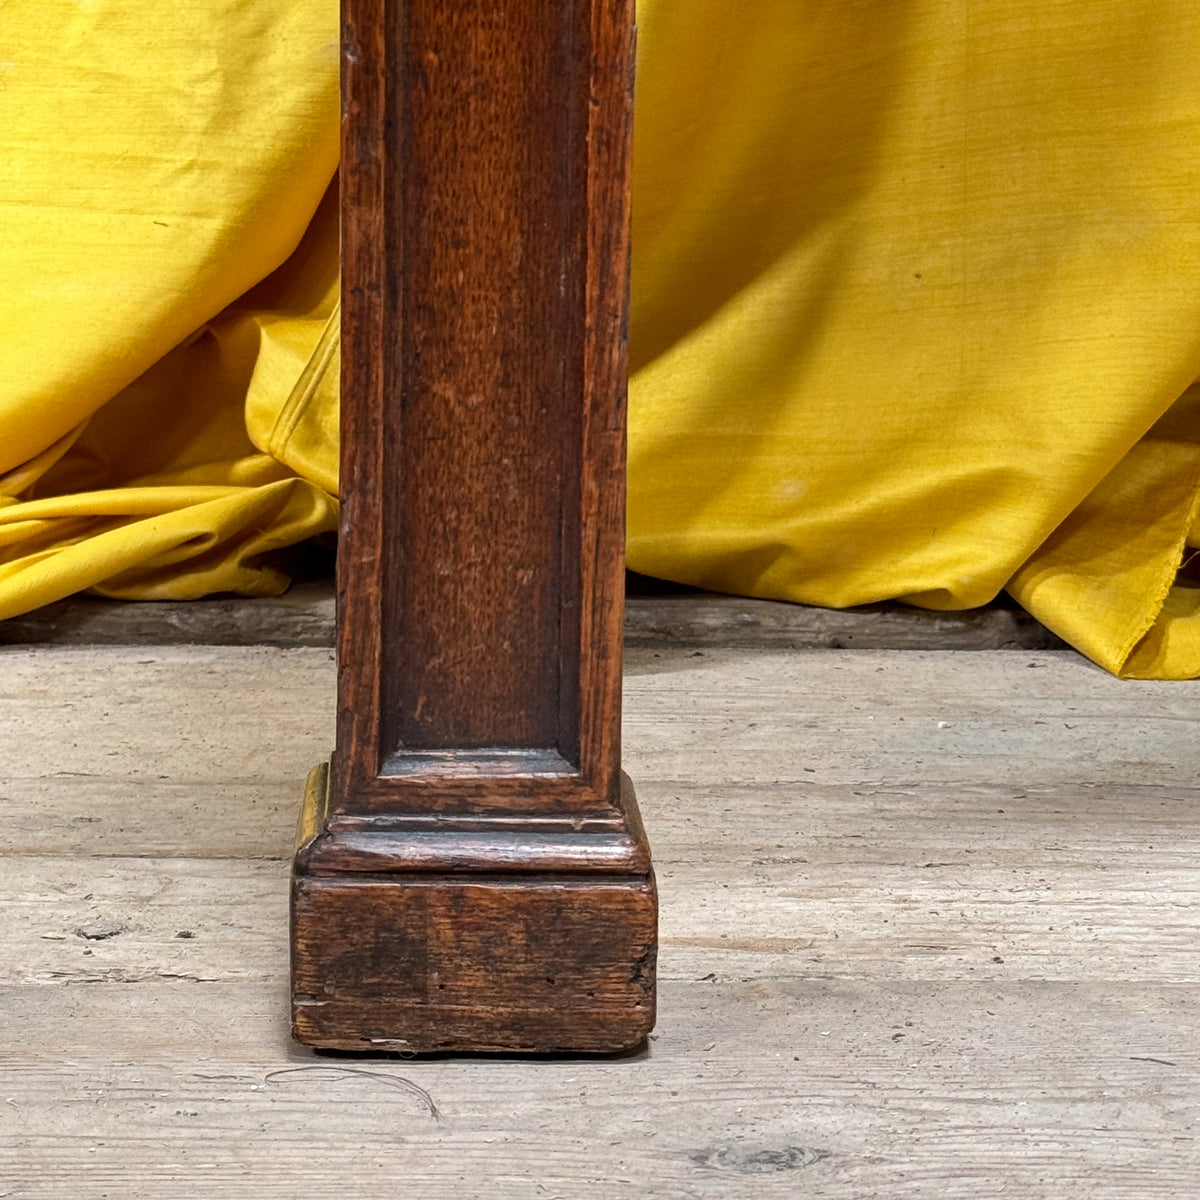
<box><xmin>0</xmin><ymin>0</ymin><xmax>341</xmax><ymax>609</ymax></box>
<box><xmin>4</xmin><ymin>1</ymin><xmax>1200</xmax><ymax>679</ymax></box>
<box><xmin>627</xmin><ymin>0</ymin><xmax>1200</xmax><ymax>679</ymax></box>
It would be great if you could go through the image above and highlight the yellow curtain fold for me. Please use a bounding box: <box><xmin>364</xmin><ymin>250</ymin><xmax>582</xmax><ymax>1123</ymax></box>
<box><xmin>4</xmin><ymin>1</ymin><xmax>1200</xmax><ymax>680</ymax></box>
<box><xmin>626</xmin><ymin>0</ymin><xmax>1200</xmax><ymax>679</ymax></box>
<box><xmin>0</xmin><ymin>0</ymin><xmax>340</xmax><ymax>619</ymax></box>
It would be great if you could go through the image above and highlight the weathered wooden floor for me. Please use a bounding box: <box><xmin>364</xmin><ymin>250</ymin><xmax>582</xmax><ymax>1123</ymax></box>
<box><xmin>1</xmin><ymin>644</ymin><xmax>1197</xmax><ymax>1198</ymax></box>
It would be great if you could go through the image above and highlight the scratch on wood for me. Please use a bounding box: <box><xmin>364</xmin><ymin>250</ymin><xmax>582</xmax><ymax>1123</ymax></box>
<box><xmin>264</xmin><ymin>1066</ymin><xmax>442</xmax><ymax>1120</ymax></box>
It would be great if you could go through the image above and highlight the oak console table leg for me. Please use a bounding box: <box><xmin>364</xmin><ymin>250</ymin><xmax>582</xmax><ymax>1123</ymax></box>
<box><xmin>290</xmin><ymin>0</ymin><xmax>656</xmax><ymax>1052</ymax></box>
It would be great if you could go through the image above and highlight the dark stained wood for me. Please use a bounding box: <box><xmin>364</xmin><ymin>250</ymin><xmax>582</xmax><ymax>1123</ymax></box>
<box><xmin>334</xmin><ymin>0</ymin><xmax>632</xmax><ymax>816</ymax></box>
<box><xmin>292</xmin><ymin>766</ymin><xmax>655</xmax><ymax>1053</ymax></box>
<box><xmin>293</xmin><ymin>877</ymin><xmax>656</xmax><ymax>1054</ymax></box>
<box><xmin>291</xmin><ymin>0</ymin><xmax>655</xmax><ymax>1052</ymax></box>
<box><xmin>0</xmin><ymin>582</ymin><xmax>1067</xmax><ymax>652</ymax></box>
<box><xmin>622</xmin><ymin>594</ymin><xmax>1067</xmax><ymax>652</ymax></box>
<box><xmin>388</xmin><ymin>0</ymin><xmax>585</xmax><ymax>756</ymax></box>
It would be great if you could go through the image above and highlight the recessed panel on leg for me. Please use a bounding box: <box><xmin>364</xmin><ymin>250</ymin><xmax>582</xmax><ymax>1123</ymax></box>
<box><xmin>290</xmin><ymin>0</ymin><xmax>653</xmax><ymax>1053</ymax></box>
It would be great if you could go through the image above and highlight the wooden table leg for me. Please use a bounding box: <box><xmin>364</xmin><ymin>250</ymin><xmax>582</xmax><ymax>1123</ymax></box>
<box><xmin>289</xmin><ymin>0</ymin><xmax>655</xmax><ymax>1053</ymax></box>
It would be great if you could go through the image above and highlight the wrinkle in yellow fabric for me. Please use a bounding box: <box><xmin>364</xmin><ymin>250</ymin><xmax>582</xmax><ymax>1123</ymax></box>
<box><xmin>4</xmin><ymin>1</ymin><xmax>1200</xmax><ymax>681</ymax></box>
<box><xmin>0</xmin><ymin>0</ymin><xmax>340</xmax><ymax>617</ymax></box>
<box><xmin>627</xmin><ymin>0</ymin><xmax>1200</xmax><ymax>677</ymax></box>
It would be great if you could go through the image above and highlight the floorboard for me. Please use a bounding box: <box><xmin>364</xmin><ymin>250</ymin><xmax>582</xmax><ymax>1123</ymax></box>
<box><xmin>1</xmin><ymin>646</ymin><xmax>1197</xmax><ymax>1198</ymax></box>
<box><xmin>0</xmin><ymin>582</ymin><xmax>1065</xmax><ymax>651</ymax></box>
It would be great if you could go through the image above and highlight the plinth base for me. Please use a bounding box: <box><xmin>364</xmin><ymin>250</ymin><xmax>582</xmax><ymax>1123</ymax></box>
<box><xmin>290</xmin><ymin>764</ymin><xmax>657</xmax><ymax>1053</ymax></box>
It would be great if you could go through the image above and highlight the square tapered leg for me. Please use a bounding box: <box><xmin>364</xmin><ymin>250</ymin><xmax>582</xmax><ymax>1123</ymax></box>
<box><xmin>290</xmin><ymin>0</ymin><xmax>655</xmax><ymax>1053</ymax></box>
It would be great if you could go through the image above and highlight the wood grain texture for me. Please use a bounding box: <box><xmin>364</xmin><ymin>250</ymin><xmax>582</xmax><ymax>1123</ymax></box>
<box><xmin>293</xmin><ymin>876</ymin><xmax>655</xmax><ymax>1053</ymax></box>
<box><xmin>386</xmin><ymin>0</ymin><xmax>585</xmax><ymax>756</ymax></box>
<box><xmin>2</xmin><ymin>980</ymin><xmax>1196</xmax><ymax>1199</ymax></box>
<box><xmin>292</xmin><ymin>765</ymin><xmax>656</xmax><ymax>1052</ymax></box>
<box><xmin>623</xmin><ymin>593</ymin><xmax>1066</xmax><ymax>651</ymax></box>
<box><xmin>294</xmin><ymin>0</ymin><xmax>652</xmax><ymax>1051</ymax></box>
<box><xmin>0</xmin><ymin>582</ymin><xmax>1068</xmax><ymax>651</ymax></box>
<box><xmin>3</xmin><ymin>645</ymin><xmax>1199</xmax><ymax>1197</ymax></box>
<box><xmin>335</xmin><ymin>0</ymin><xmax>634</xmax><ymax>809</ymax></box>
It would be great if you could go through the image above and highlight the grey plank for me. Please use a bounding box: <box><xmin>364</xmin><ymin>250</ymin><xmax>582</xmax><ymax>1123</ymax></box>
<box><xmin>0</xmin><ymin>979</ymin><xmax>1195</xmax><ymax>1199</ymax></box>
<box><xmin>624</xmin><ymin>593</ymin><xmax>1065</xmax><ymax>651</ymax></box>
<box><xmin>0</xmin><ymin>582</ymin><xmax>339</xmax><ymax>649</ymax></box>
<box><xmin>0</xmin><ymin>581</ymin><xmax>1065</xmax><ymax>650</ymax></box>
<box><xmin>2</xmin><ymin>647</ymin><xmax>1198</xmax><ymax>854</ymax></box>
<box><xmin>3</xmin><ymin>849</ymin><xmax>1199</xmax><ymax>988</ymax></box>
<box><xmin>1</xmin><ymin>645</ymin><xmax>1198</xmax><ymax>1198</ymax></box>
